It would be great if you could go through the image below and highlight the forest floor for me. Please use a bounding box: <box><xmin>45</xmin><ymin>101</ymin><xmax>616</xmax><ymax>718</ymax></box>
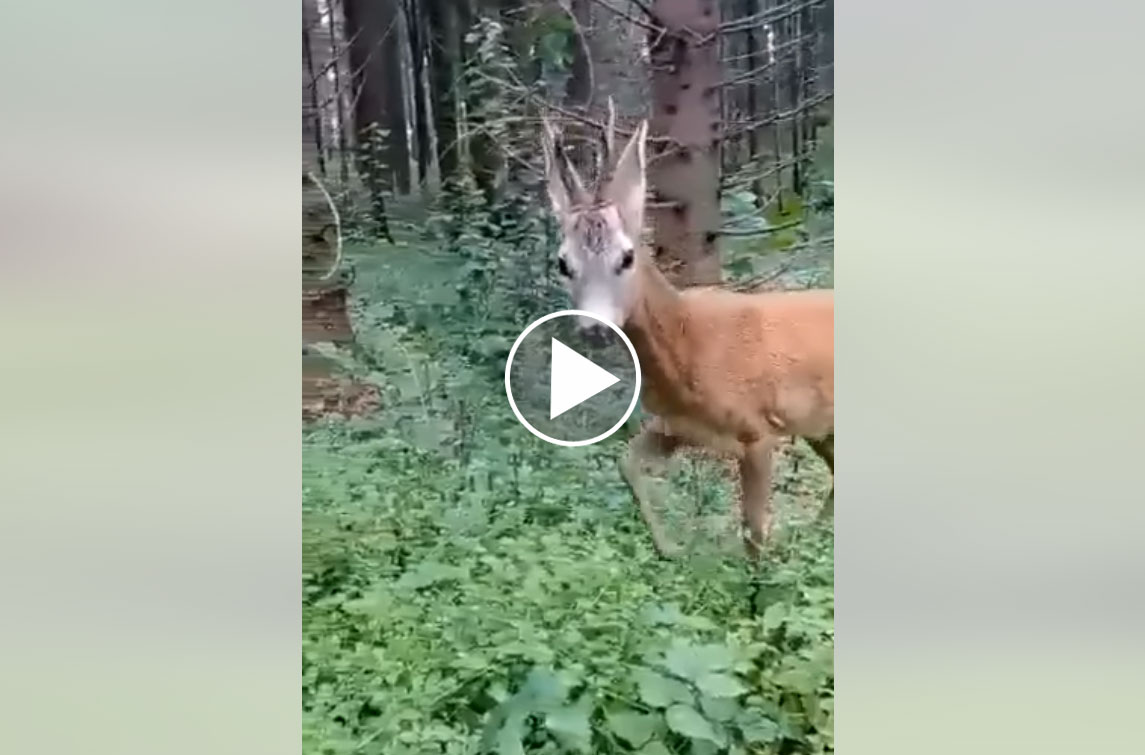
<box><xmin>302</xmin><ymin>136</ymin><xmax>835</xmax><ymax>753</ymax></box>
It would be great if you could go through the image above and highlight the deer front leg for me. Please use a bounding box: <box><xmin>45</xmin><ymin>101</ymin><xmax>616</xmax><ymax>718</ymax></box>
<box><xmin>620</xmin><ymin>423</ymin><xmax>683</xmax><ymax>558</ymax></box>
<box><xmin>805</xmin><ymin>433</ymin><xmax>834</xmax><ymax>522</ymax></box>
<box><xmin>738</xmin><ymin>440</ymin><xmax>777</xmax><ymax>560</ymax></box>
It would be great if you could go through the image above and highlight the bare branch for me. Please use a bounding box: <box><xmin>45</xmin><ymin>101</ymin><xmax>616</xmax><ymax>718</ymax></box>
<box><xmin>555</xmin><ymin>0</ymin><xmax>596</xmax><ymax>113</ymax></box>
<box><xmin>714</xmin><ymin>38</ymin><xmax>804</xmax><ymax>90</ymax></box>
<box><xmin>627</xmin><ymin>0</ymin><xmax>656</xmax><ymax>19</ymax></box>
<box><xmin>720</xmin><ymin>218</ymin><xmax>803</xmax><ymax>237</ymax></box>
<box><xmin>722</xmin><ymin>154</ymin><xmax>807</xmax><ymax>188</ymax></box>
<box><xmin>305</xmin><ymin>25</ymin><xmax>368</xmax><ymax>91</ymax></box>
<box><xmin>719</xmin><ymin>92</ymin><xmax>833</xmax><ymax>140</ymax></box>
<box><xmin>598</xmin><ymin>95</ymin><xmax>616</xmax><ymax>185</ymax></box>
<box><xmin>586</xmin><ymin>0</ymin><xmax>665</xmax><ymax>35</ymax></box>
<box><xmin>719</xmin><ymin>0</ymin><xmax>822</xmax><ymax>35</ymax></box>
<box><xmin>728</xmin><ymin>235</ymin><xmax>835</xmax><ymax>292</ymax></box>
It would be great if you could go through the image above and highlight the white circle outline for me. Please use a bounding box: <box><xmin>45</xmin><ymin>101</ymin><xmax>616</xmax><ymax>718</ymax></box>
<box><xmin>504</xmin><ymin>310</ymin><xmax>642</xmax><ymax>448</ymax></box>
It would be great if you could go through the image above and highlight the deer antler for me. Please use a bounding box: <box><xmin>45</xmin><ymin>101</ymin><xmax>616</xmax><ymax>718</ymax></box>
<box><xmin>542</xmin><ymin>115</ymin><xmax>591</xmax><ymax>207</ymax></box>
<box><xmin>596</xmin><ymin>96</ymin><xmax>618</xmax><ymax>199</ymax></box>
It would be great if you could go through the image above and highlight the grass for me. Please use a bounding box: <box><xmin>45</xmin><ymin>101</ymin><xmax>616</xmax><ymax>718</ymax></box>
<box><xmin>303</xmin><ymin>197</ymin><xmax>834</xmax><ymax>753</ymax></box>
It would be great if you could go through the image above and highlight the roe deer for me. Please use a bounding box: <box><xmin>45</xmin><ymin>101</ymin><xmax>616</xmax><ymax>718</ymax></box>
<box><xmin>540</xmin><ymin>113</ymin><xmax>834</xmax><ymax>559</ymax></box>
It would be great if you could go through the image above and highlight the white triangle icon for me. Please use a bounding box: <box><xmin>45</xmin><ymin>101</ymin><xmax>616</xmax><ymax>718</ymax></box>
<box><xmin>549</xmin><ymin>337</ymin><xmax>621</xmax><ymax>419</ymax></box>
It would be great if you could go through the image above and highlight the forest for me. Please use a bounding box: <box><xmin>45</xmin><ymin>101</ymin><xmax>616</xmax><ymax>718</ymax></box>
<box><xmin>302</xmin><ymin>0</ymin><xmax>835</xmax><ymax>753</ymax></box>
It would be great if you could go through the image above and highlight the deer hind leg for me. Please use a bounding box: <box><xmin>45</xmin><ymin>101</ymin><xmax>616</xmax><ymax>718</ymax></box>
<box><xmin>620</xmin><ymin>424</ymin><xmax>683</xmax><ymax>558</ymax></box>
<box><xmin>738</xmin><ymin>440</ymin><xmax>777</xmax><ymax>560</ymax></box>
<box><xmin>805</xmin><ymin>433</ymin><xmax>834</xmax><ymax>522</ymax></box>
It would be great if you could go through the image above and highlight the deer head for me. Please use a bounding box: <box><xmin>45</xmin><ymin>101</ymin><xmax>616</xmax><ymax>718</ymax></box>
<box><xmin>541</xmin><ymin>102</ymin><xmax>648</xmax><ymax>337</ymax></box>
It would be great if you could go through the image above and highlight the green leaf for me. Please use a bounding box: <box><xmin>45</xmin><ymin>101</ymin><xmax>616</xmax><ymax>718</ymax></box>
<box><xmin>637</xmin><ymin>742</ymin><xmax>671</xmax><ymax>755</ymax></box>
<box><xmin>518</xmin><ymin>667</ymin><xmax>568</xmax><ymax>710</ymax></box>
<box><xmin>665</xmin><ymin>704</ymin><xmax>720</xmax><ymax>744</ymax></box>
<box><xmin>641</xmin><ymin>602</ymin><xmax>683</xmax><ymax>626</ymax></box>
<box><xmin>696</xmin><ymin>672</ymin><xmax>747</xmax><ymax>699</ymax></box>
<box><xmin>699</xmin><ymin>694</ymin><xmax>739</xmax><ymax>722</ymax></box>
<box><xmin>481</xmin><ymin>707</ymin><xmax>526</xmax><ymax>755</ymax></box>
<box><xmin>411</xmin><ymin>417</ymin><xmax>454</xmax><ymax>450</ymax></box>
<box><xmin>762</xmin><ymin>602</ymin><xmax>787</xmax><ymax>632</ymax></box>
<box><xmin>633</xmin><ymin>668</ymin><xmax>693</xmax><ymax>708</ymax></box>
<box><xmin>776</xmin><ymin>667</ymin><xmax>819</xmax><ymax>695</ymax></box>
<box><xmin>495</xmin><ymin>712</ymin><xmax>526</xmax><ymax>755</ymax></box>
<box><xmin>735</xmin><ymin>710</ymin><xmax>780</xmax><ymax>744</ymax></box>
<box><xmin>395</xmin><ymin>561</ymin><xmax>467</xmax><ymax>590</ymax></box>
<box><xmin>605</xmin><ymin>709</ymin><xmax>658</xmax><ymax>747</ymax></box>
<box><xmin>689</xmin><ymin>739</ymin><xmax>720</xmax><ymax>755</ymax></box>
<box><xmin>662</xmin><ymin>642</ymin><xmax>734</xmax><ymax>681</ymax></box>
<box><xmin>545</xmin><ymin>701</ymin><xmax>592</xmax><ymax>752</ymax></box>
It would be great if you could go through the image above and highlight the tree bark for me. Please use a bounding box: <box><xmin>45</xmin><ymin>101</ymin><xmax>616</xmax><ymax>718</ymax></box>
<box><xmin>465</xmin><ymin>1</ymin><xmax>506</xmax><ymax>205</ymax></box>
<box><xmin>741</xmin><ymin>0</ymin><xmax>762</xmax><ymax>201</ymax></box>
<box><xmin>785</xmin><ymin>11</ymin><xmax>804</xmax><ymax>194</ymax></box>
<box><xmin>426</xmin><ymin>0</ymin><xmax>461</xmax><ymax>185</ymax></box>
<box><xmin>344</xmin><ymin>0</ymin><xmax>410</xmax><ymax>194</ymax></box>
<box><xmin>562</xmin><ymin>0</ymin><xmax>594</xmax><ymax>175</ymax></box>
<box><xmin>404</xmin><ymin>0</ymin><xmax>434</xmax><ymax>185</ymax></box>
<box><xmin>302</xmin><ymin>0</ymin><xmax>325</xmax><ymax>177</ymax></box>
<box><xmin>647</xmin><ymin>0</ymin><xmax>723</xmax><ymax>286</ymax></box>
<box><xmin>324</xmin><ymin>1</ymin><xmax>353</xmax><ymax>185</ymax></box>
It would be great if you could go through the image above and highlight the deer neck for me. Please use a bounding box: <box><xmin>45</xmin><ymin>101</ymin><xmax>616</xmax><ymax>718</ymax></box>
<box><xmin>623</xmin><ymin>256</ymin><xmax>691</xmax><ymax>402</ymax></box>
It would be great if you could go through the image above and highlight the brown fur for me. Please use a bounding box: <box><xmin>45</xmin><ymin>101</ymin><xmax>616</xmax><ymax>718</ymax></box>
<box><xmin>541</xmin><ymin>110</ymin><xmax>833</xmax><ymax>559</ymax></box>
<box><xmin>620</xmin><ymin>252</ymin><xmax>834</xmax><ymax>559</ymax></box>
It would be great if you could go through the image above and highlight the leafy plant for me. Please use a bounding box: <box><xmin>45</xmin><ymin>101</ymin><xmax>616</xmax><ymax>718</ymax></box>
<box><xmin>303</xmin><ymin>119</ymin><xmax>834</xmax><ymax>755</ymax></box>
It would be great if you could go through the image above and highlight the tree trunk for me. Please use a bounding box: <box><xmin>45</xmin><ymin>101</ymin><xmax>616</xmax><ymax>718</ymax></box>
<box><xmin>344</xmin><ymin>0</ymin><xmax>410</xmax><ymax>195</ymax></box>
<box><xmin>767</xmin><ymin>17</ymin><xmax>783</xmax><ymax>206</ymax></box>
<box><xmin>324</xmin><ymin>1</ymin><xmax>353</xmax><ymax>185</ymax></box>
<box><xmin>426</xmin><ymin>0</ymin><xmax>461</xmax><ymax>185</ymax></box>
<box><xmin>785</xmin><ymin>11</ymin><xmax>804</xmax><ymax>194</ymax></box>
<box><xmin>465</xmin><ymin>2</ymin><xmax>506</xmax><ymax>205</ymax></box>
<box><xmin>302</xmin><ymin>5</ymin><xmax>354</xmax><ymax>418</ymax></box>
<box><xmin>405</xmin><ymin>0</ymin><xmax>434</xmax><ymax>185</ymax></box>
<box><xmin>741</xmin><ymin>0</ymin><xmax>762</xmax><ymax>202</ymax></box>
<box><xmin>563</xmin><ymin>0</ymin><xmax>593</xmax><ymax>172</ymax></box>
<box><xmin>647</xmin><ymin>0</ymin><xmax>723</xmax><ymax>286</ymax></box>
<box><xmin>302</xmin><ymin>0</ymin><xmax>325</xmax><ymax>177</ymax></box>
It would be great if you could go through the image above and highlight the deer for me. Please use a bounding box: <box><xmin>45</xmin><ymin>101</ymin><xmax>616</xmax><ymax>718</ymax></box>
<box><xmin>539</xmin><ymin>109</ymin><xmax>834</xmax><ymax>560</ymax></box>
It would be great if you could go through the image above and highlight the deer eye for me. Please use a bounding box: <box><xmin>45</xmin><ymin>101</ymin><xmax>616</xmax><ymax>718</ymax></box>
<box><xmin>617</xmin><ymin>248</ymin><xmax>634</xmax><ymax>273</ymax></box>
<box><xmin>557</xmin><ymin>257</ymin><xmax>573</xmax><ymax>278</ymax></box>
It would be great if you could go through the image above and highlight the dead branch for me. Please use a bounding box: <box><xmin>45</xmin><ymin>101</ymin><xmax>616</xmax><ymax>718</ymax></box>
<box><xmin>586</xmin><ymin>0</ymin><xmax>665</xmax><ymax>35</ymax></box>
<box><xmin>555</xmin><ymin>0</ymin><xmax>596</xmax><ymax>113</ymax></box>
<box><xmin>719</xmin><ymin>0</ymin><xmax>822</xmax><ymax>35</ymax></box>
<box><xmin>626</xmin><ymin>0</ymin><xmax>656</xmax><ymax>19</ymax></box>
<box><xmin>720</xmin><ymin>218</ymin><xmax>803</xmax><ymax>237</ymax></box>
<box><xmin>718</xmin><ymin>92</ymin><xmax>832</xmax><ymax>139</ymax></box>
<box><xmin>714</xmin><ymin>38</ymin><xmax>804</xmax><ymax>89</ymax></box>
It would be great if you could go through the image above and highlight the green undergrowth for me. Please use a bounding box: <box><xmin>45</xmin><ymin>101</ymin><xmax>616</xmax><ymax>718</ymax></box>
<box><xmin>304</xmin><ymin>203</ymin><xmax>834</xmax><ymax>754</ymax></box>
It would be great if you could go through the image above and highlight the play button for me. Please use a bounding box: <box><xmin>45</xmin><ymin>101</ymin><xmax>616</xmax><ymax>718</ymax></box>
<box><xmin>505</xmin><ymin>310</ymin><xmax>642</xmax><ymax>447</ymax></box>
<box><xmin>549</xmin><ymin>338</ymin><xmax>620</xmax><ymax>418</ymax></box>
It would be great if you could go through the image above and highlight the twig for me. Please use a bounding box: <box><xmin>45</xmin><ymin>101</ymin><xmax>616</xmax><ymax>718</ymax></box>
<box><xmin>719</xmin><ymin>92</ymin><xmax>832</xmax><ymax>139</ymax></box>
<box><xmin>555</xmin><ymin>0</ymin><xmax>596</xmax><ymax>113</ymax></box>
<box><xmin>712</xmin><ymin>38</ymin><xmax>804</xmax><ymax>90</ymax></box>
<box><xmin>720</xmin><ymin>218</ymin><xmax>803</xmax><ymax>237</ymax></box>
<box><xmin>627</xmin><ymin>0</ymin><xmax>657</xmax><ymax>19</ymax></box>
<box><xmin>722</xmin><ymin>154</ymin><xmax>809</xmax><ymax>187</ymax></box>
<box><xmin>719</xmin><ymin>0</ymin><xmax>822</xmax><ymax>34</ymax></box>
<box><xmin>728</xmin><ymin>235</ymin><xmax>834</xmax><ymax>292</ymax></box>
<box><xmin>586</xmin><ymin>0</ymin><xmax>665</xmax><ymax>35</ymax></box>
<box><xmin>304</xmin><ymin>26</ymin><xmax>367</xmax><ymax>90</ymax></box>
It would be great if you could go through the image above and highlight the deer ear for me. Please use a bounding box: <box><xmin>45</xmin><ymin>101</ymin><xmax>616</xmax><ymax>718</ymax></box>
<box><xmin>603</xmin><ymin>120</ymin><xmax>647</xmax><ymax>243</ymax></box>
